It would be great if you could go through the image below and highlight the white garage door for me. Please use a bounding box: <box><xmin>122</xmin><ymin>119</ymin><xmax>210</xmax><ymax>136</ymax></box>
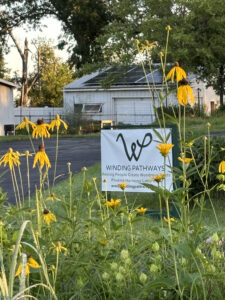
<box><xmin>115</xmin><ymin>98</ymin><xmax>154</xmax><ymax>125</ymax></box>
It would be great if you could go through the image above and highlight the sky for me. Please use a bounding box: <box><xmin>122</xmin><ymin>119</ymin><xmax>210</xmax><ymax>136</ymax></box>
<box><xmin>5</xmin><ymin>17</ymin><xmax>69</xmax><ymax>76</ymax></box>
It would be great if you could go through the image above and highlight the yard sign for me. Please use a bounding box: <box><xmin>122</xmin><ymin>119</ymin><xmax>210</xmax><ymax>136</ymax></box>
<box><xmin>101</xmin><ymin>128</ymin><xmax>174</xmax><ymax>193</ymax></box>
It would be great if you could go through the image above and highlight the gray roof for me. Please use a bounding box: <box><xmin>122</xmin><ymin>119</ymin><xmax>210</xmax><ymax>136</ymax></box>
<box><xmin>0</xmin><ymin>79</ymin><xmax>17</xmax><ymax>88</ymax></box>
<box><xmin>64</xmin><ymin>65</ymin><xmax>163</xmax><ymax>90</ymax></box>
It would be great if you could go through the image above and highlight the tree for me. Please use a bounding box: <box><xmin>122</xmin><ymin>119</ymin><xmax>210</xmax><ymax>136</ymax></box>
<box><xmin>0</xmin><ymin>0</ymin><xmax>112</xmax><ymax>69</ymax></box>
<box><xmin>95</xmin><ymin>0</ymin><xmax>225</xmax><ymax>104</ymax></box>
<box><xmin>186</xmin><ymin>0</ymin><xmax>225</xmax><ymax>105</ymax></box>
<box><xmin>7</xmin><ymin>29</ymin><xmax>41</xmax><ymax>106</ymax></box>
<box><xmin>28</xmin><ymin>40</ymin><xmax>73</xmax><ymax>107</ymax></box>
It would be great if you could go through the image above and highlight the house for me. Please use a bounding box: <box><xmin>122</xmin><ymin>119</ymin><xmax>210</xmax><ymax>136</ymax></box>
<box><xmin>63</xmin><ymin>65</ymin><xmax>220</xmax><ymax>125</ymax></box>
<box><xmin>0</xmin><ymin>79</ymin><xmax>17</xmax><ymax>136</ymax></box>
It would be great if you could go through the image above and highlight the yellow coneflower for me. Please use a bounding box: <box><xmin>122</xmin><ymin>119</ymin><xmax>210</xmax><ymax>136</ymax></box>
<box><xmin>152</xmin><ymin>173</ymin><xmax>166</xmax><ymax>183</ymax></box>
<box><xmin>32</xmin><ymin>119</ymin><xmax>50</xmax><ymax>139</ymax></box>
<box><xmin>52</xmin><ymin>242</ymin><xmax>67</xmax><ymax>253</ymax></box>
<box><xmin>106</xmin><ymin>198</ymin><xmax>121</xmax><ymax>208</ymax></box>
<box><xmin>33</xmin><ymin>144</ymin><xmax>51</xmax><ymax>169</ymax></box>
<box><xmin>164</xmin><ymin>217</ymin><xmax>175</xmax><ymax>223</ymax></box>
<box><xmin>118</xmin><ymin>182</ymin><xmax>127</xmax><ymax>190</ymax></box>
<box><xmin>43</xmin><ymin>209</ymin><xmax>56</xmax><ymax>225</ymax></box>
<box><xmin>0</xmin><ymin>148</ymin><xmax>20</xmax><ymax>170</ymax></box>
<box><xmin>15</xmin><ymin>256</ymin><xmax>40</xmax><ymax>277</ymax></box>
<box><xmin>157</xmin><ymin>143</ymin><xmax>174</xmax><ymax>157</ymax></box>
<box><xmin>219</xmin><ymin>159</ymin><xmax>225</xmax><ymax>173</ymax></box>
<box><xmin>177</xmin><ymin>78</ymin><xmax>194</xmax><ymax>106</ymax></box>
<box><xmin>49</xmin><ymin>114</ymin><xmax>68</xmax><ymax>131</ymax></box>
<box><xmin>15</xmin><ymin>116</ymin><xmax>36</xmax><ymax>133</ymax></box>
<box><xmin>178</xmin><ymin>157</ymin><xmax>193</xmax><ymax>164</ymax></box>
<box><xmin>166</xmin><ymin>62</ymin><xmax>186</xmax><ymax>83</ymax></box>
<box><xmin>136</xmin><ymin>207</ymin><xmax>147</xmax><ymax>214</ymax></box>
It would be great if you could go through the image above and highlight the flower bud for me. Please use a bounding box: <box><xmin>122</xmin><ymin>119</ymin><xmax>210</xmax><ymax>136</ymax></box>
<box><xmin>102</xmin><ymin>272</ymin><xmax>110</xmax><ymax>280</ymax></box>
<box><xmin>110</xmin><ymin>262</ymin><xmax>118</xmax><ymax>271</ymax></box>
<box><xmin>211</xmin><ymin>233</ymin><xmax>219</xmax><ymax>243</ymax></box>
<box><xmin>139</xmin><ymin>272</ymin><xmax>147</xmax><ymax>284</ymax></box>
<box><xmin>120</xmin><ymin>249</ymin><xmax>129</xmax><ymax>260</ymax></box>
<box><xmin>150</xmin><ymin>264</ymin><xmax>158</xmax><ymax>273</ymax></box>
<box><xmin>152</xmin><ymin>242</ymin><xmax>160</xmax><ymax>252</ymax></box>
<box><xmin>116</xmin><ymin>273</ymin><xmax>124</xmax><ymax>281</ymax></box>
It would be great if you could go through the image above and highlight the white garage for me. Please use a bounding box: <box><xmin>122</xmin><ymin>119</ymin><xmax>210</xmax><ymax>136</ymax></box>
<box><xmin>0</xmin><ymin>79</ymin><xmax>17</xmax><ymax>136</ymax></box>
<box><xmin>63</xmin><ymin>65</ymin><xmax>176</xmax><ymax>125</ymax></box>
<box><xmin>114</xmin><ymin>97</ymin><xmax>154</xmax><ymax>125</ymax></box>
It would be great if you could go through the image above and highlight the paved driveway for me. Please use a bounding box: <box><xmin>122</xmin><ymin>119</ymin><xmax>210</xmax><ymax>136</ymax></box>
<box><xmin>0</xmin><ymin>137</ymin><xmax>100</xmax><ymax>204</ymax></box>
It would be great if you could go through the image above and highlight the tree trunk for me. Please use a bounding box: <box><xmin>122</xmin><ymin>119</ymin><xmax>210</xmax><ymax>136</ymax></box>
<box><xmin>21</xmin><ymin>38</ymin><xmax>29</xmax><ymax>107</ymax></box>
<box><xmin>219</xmin><ymin>65</ymin><xmax>224</xmax><ymax>107</ymax></box>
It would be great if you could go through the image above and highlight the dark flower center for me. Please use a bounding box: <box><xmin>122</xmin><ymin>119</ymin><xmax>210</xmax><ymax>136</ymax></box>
<box><xmin>37</xmin><ymin>119</ymin><xmax>44</xmax><ymax>125</ymax></box>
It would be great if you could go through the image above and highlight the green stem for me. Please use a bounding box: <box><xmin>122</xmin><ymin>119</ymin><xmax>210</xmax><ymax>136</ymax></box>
<box><xmin>53</xmin><ymin>128</ymin><xmax>59</xmax><ymax>186</ymax></box>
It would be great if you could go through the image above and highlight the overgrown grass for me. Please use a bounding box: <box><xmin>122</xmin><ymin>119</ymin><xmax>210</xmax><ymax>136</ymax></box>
<box><xmin>0</xmin><ymin>132</ymin><xmax>100</xmax><ymax>142</ymax></box>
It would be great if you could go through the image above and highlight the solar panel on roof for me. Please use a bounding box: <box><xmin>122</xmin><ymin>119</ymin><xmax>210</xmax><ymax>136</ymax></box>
<box><xmin>84</xmin><ymin>65</ymin><xmax>163</xmax><ymax>87</ymax></box>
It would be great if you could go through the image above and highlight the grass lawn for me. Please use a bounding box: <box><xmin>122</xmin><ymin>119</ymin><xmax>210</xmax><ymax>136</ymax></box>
<box><xmin>184</xmin><ymin>115</ymin><xmax>225</xmax><ymax>137</ymax></box>
<box><xmin>0</xmin><ymin>132</ymin><xmax>100</xmax><ymax>142</ymax></box>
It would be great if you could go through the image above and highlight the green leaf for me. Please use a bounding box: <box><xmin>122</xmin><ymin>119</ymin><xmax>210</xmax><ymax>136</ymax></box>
<box><xmin>152</xmin><ymin>128</ymin><xmax>164</xmax><ymax>143</ymax></box>
<box><xmin>142</xmin><ymin>183</ymin><xmax>172</xmax><ymax>198</ymax></box>
<box><xmin>164</xmin><ymin>113</ymin><xmax>179</xmax><ymax>124</ymax></box>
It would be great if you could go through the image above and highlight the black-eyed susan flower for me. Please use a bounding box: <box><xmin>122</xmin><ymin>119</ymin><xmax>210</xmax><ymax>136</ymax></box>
<box><xmin>15</xmin><ymin>255</ymin><xmax>40</xmax><ymax>277</ymax></box>
<box><xmin>43</xmin><ymin>209</ymin><xmax>56</xmax><ymax>225</ymax></box>
<box><xmin>32</xmin><ymin>119</ymin><xmax>50</xmax><ymax>139</ymax></box>
<box><xmin>166</xmin><ymin>62</ymin><xmax>186</xmax><ymax>83</ymax></box>
<box><xmin>118</xmin><ymin>182</ymin><xmax>127</xmax><ymax>190</ymax></box>
<box><xmin>136</xmin><ymin>207</ymin><xmax>147</xmax><ymax>214</ymax></box>
<box><xmin>15</xmin><ymin>116</ymin><xmax>36</xmax><ymax>133</ymax></box>
<box><xmin>106</xmin><ymin>198</ymin><xmax>121</xmax><ymax>208</ymax></box>
<box><xmin>33</xmin><ymin>144</ymin><xmax>51</xmax><ymax>169</ymax></box>
<box><xmin>49</xmin><ymin>114</ymin><xmax>68</xmax><ymax>131</ymax></box>
<box><xmin>178</xmin><ymin>157</ymin><xmax>193</xmax><ymax>164</ymax></box>
<box><xmin>164</xmin><ymin>217</ymin><xmax>175</xmax><ymax>223</ymax></box>
<box><xmin>157</xmin><ymin>143</ymin><xmax>174</xmax><ymax>157</ymax></box>
<box><xmin>152</xmin><ymin>173</ymin><xmax>166</xmax><ymax>183</ymax></box>
<box><xmin>219</xmin><ymin>158</ymin><xmax>225</xmax><ymax>173</ymax></box>
<box><xmin>177</xmin><ymin>78</ymin><xmax>194</xmax><ymax>106</ymax></box>
<box><xmin>0</xmin><ymin>148</ymin><xmax>20</xmax><ymax>170</ymax></box>
<box><xmin>52</xmin><ymin>242</ymin><xmax>67</xmax><ymax>253</ymax></box>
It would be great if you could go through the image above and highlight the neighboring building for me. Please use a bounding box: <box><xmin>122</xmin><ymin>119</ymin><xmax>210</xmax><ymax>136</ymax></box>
<box><xmin>63</xmin><ymin>65</ymin><xmax>220</xmax><ymax>125</ymax></box>
<box><xmin>0</xmin><ymin>79</ymin><xmax>17</xmax><ymax>136</ymax></box>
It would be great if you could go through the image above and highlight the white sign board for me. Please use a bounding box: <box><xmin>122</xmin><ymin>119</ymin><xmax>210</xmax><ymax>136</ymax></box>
<box><xmin>101</xmin><ymin>128</ymin><xmax>173</xmax><ymax>192</ymax></box>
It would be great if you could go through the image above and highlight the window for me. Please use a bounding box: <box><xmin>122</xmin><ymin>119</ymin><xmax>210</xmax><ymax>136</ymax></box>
<box><xmin>74</xmin><ymin>104</ymin><xmax>83</xmax><ymax>113</ymax></box>
<box><xmin>83</xmin><ymin>104</ymin><xmax>102</xmax><ymax>113</ymax></box>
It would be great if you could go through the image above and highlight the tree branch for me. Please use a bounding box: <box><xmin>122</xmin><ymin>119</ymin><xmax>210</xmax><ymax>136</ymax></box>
<box><xmin>7</xmin><ymin>28</ymin><xmax>24</xmax><ymax>58</ymax></box>
<box><xmin>27</xmin><ymin>73</ymin><xmax>39</xmax><ymax>94</ymax></box>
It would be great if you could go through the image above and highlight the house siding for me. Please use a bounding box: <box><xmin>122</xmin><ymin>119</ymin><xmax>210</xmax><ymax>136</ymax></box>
<box><xmin>0</xmin><ymin>85</ymin><xmax>15</xmax><ymax>136</ymax></box>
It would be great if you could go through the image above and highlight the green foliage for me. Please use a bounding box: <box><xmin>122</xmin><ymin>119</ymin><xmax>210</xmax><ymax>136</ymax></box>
<box><xmin>187</xmin><ymin>136</ymin><xmax>225</xmax><ymax>196</ymax></box>
<box><xmin>29</xmin><ymin>39</ymin><xmax>73</xmax><ymax>107</ymax></box>
<box><xmin>65</xmin><ymin>112</ymin><xmax>101</xmax><ymax>135</ymax></box>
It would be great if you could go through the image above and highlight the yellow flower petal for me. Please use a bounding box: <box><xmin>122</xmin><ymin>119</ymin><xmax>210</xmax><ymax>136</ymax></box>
<box><xmin>219</xmin><ymin>161</ymin><xmax>225</xmax><ymax>173</ymax></box>
<box><xmin>157</xmin><ymin>143</ymin><xmax>174</xmax><ymax>157</ymax></box>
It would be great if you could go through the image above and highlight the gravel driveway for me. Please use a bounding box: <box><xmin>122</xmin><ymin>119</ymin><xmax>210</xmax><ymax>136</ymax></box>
<box><xmin>0</xmin><ymin>137</ymin><xmax>100</xmax><ymax>204</ymax></box>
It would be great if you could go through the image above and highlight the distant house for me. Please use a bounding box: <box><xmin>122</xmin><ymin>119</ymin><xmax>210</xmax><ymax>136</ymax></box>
<box><xmin>63</xmin><ymin>65</ymin><xmax>220</xmax><ymax>125</ymax></box>
<box><xmin>0</xmin><ymin>79</ymin><xmax>17</xmax><ymax>136</ymax></box>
